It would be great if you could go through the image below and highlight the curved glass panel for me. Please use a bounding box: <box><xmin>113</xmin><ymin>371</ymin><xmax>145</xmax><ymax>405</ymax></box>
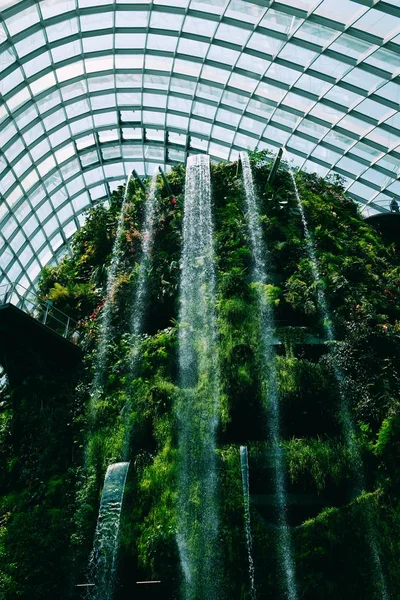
<box><xmin>0</xmin><ymin>0</ymin><xmax>399</xmax><ymax>288</ymax></box>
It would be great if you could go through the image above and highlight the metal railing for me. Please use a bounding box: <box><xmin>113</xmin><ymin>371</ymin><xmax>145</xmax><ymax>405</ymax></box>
<box><xmin>0</xmin><ymin>282</ymin><xmax>77</xmax><ymax>340</ymax></box>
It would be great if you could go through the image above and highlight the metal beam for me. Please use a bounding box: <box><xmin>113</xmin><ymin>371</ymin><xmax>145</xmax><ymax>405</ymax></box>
<box><xmin>268</xmin><ymin>148</ymin><xmax>284</xmax><ymax>184</ymax></box>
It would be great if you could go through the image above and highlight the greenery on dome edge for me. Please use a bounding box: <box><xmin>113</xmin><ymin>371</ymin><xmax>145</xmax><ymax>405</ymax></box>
<box><xmin>0</xmin><ymin>151</ymin><xmax>399</xmax><ymax>599</ymax></box>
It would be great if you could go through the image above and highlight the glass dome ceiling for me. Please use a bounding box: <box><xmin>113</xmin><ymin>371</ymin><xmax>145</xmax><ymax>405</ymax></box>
<box><xmin>1</xmin><ymin>0</ymin><xmax>400</xmax><ymax>290</ymax></box>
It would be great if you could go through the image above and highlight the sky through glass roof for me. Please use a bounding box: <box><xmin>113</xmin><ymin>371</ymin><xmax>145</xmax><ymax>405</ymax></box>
<box><xmin>0</xmin><ymin>0</ymin><xmax>399</xmax><ymax>289</ymax></box>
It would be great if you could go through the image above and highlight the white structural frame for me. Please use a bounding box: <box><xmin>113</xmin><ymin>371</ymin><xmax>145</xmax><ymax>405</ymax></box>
<box><xmin>0</xmin><ymin>0</ymin><xmax>399</xmax><ymax>290</ymax></box>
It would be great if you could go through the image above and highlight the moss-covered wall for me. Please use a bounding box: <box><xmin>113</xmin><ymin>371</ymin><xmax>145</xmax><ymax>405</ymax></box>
<box><xmin>0</xmin><ymin>153</ymin><xmax>399</xmax><ymax>599</ymax></box>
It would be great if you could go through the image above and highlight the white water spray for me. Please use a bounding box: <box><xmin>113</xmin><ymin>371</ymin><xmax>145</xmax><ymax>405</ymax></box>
<box><xmin>85</xmin><ymin>174</ymin><xmax>159</xmax><ymax>595</ymax></box>
<box><xmin>117</xmin><ymin>169</ymin><xmax>160</xmax><ymax>461</ymax></box>
<box><xmin>240</xmin><ymin>446</ymin><xmax>256</xmax><ymax>599</ymax></box>
<box><xmin>285</xmin><ymin>151</ymin><xmax>388</xmax><ymax>600</ymax></box>
<box><xmin>130</xmin><ymin>169</ymin><xmax>159</xmax><ymax>368</ymax></box>
<box><xmin>177</xmin><ymin>154</ymin><xmax>220</xmax><ymax>600</ymax></box>
<box><xmin>87</xmin><ymin>462</ymin><xmax>130</xmax><ymax>600</ymax></box>
<box><xmin>92</xmin><ymin>171</ymin><xmax>134</xmax><ymax>396</ymax></box>
<box><xmin>241</xmin><ymin>152</ymin><xmax>298</xmax><ymax>600</ymax></box>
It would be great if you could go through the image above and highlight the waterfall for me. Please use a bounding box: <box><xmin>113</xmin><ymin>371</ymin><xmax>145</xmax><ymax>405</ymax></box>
<box><xmin>117</xmin><ymin>169</ymin><xmax>159</xmax><ymax>461</ymax></box>
<box><xmin>85</xmin><ymin>174</ymin><xmax>157</xmax><ymax>593</ymax></box>
<box><xmin>286</xmin><ymin>156</ymin><xmax>388</xmax><ymax>600</ymax></box>
<box><xmin>286</xmin><ymin>163</ymin><xmax>362</xmax><ymax>470</ymax></box>
<box><xmin>240</xmin><ymin>446</ymin><xmax>256</xmax><ymax>600</ymax></box>
<box><xmin>241</xmin><ymin>152</ymin><xmax>298</xmax><ymax>600</ymax></box>
<box><xmin>92</xmin><ymin>171</ymin><xmax>134</xmax><ymax>397</ymax></box>
<box><xmin>177</xmin><ymin>154</ymin><xmax>220</xmax><ymax>600</ymax></box>
<box><xmin>87</xmin><ymin>462</ymin><xmax>130</xmax><ymax>600</ymax></box>
<box><xmin>130</xmin><ymin>169</ymin><xmax>158</xmax><ymax>369</ymax></box>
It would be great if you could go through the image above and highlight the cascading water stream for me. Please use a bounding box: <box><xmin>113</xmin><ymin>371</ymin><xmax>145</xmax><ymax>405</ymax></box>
<box><xmin>285</xmin><ymin>152</ymin><xmax>388</xmax><ymax>599</ymax></box>
<box><xmin>286</xmin><ymin>160</ymin><xmax>361</xmax><ymax>469</ymax></box>
<box><xmin>92</xmin><ymin>170</ymin><xmax>134</xmax><ymax>398</ymax></box>
<box><xmin>177</xmin><ymin>154</ymin><xmax>220</xmax><ymax>600</ymax></box>
<box><xmin>240</xmin><ymin>446</ymin><xmax>256</xmax><ymax>600</ymax></box>
<box><xmin>87</xmin><ymin>462</ymin><xmax>130</xmax><ymax>600</ymax></box>
<box><xmin>85</xmin><ymin>174</ymin><xmax>157</xmax><ymax>595</ymax></box>
<box><xmin>241</xmin><ymin>152</ymin><xmax>298</xmax><ymax>600</ymax></box>
<box><xmin>118</xmin><ymin>169</ymin><xmax>159</xmax><ymax>461</ymax></box>
<box><xmin>130</xmin><ymin>169</ymin><xmax>158</xmax><ymax>369</ymax></box>
<box><xmin>85</xmin><ymin>171</ymin><xmax>135</xmax><ymax>468</ymax></box>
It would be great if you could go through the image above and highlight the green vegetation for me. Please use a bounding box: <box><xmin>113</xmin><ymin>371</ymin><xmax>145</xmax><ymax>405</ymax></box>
<box><xmin>0</xmin><ymin>153</ymin><xmax>399</xmax><ymax>599</ymax></box>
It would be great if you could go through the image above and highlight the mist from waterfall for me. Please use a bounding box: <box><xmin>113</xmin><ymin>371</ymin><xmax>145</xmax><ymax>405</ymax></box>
<box><xmin>87</xmin><ymin>462</ymin><xmax>130</xmax><ymax>600</ymax></box>
<box><xmin>115</xmin><ymin>168</ymin><xmax>160</xmax><ymax>461</ymax></box>
<box><xmin>86</xmin><ymin>172</ymin><xmax>158</xmax><ymax>597</ymax></box>
<box><xmin>240</xmin><ymin>446</ymin><xmax>256</xmax><ymax>600</ymax></box>
<box><xmin>286</xmin><ymin>157</ymin><xmax>388</xmax><ymax>600</ymax></box>
<box><xmin>241</xmin><ymin>152</ymin><xmax>298</xmax><ymax>600</ymax></box>
<box><xmin>176</xmin><ymin>154</ymin><xmax>220</xmax><ymax>600</ymax></box>
<box><xmin>92</xmin><ymin>171</ymin><xmax>134</xmax><ymax>398</ymax></box>
<box><xmin>130</xmin><ymin>169</ymin><xmax>158</xmax><ymax>370</ymax></box>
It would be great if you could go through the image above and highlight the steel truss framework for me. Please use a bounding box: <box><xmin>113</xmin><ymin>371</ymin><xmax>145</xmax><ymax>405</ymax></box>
<box><xmin>0</xmin><ymin>0</ymin><xmax>399</xmax><ymax>290</ymax></box>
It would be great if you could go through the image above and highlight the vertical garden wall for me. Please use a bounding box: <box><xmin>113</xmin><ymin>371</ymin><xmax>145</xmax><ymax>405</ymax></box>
<box><xmin>0</xmin><ymin>152</ymin><xmax>399</xmax><ymax>600</ymax></box>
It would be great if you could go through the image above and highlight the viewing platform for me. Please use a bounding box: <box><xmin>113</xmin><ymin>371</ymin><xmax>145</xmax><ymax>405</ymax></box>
<box><xmin>365</xmin><ymin>212</ymin><xmax>400</xmax><ymax>249</ymax></box>
<box><xmin>0</xmin><ymin>282</ymin><xmax>81</xmax><ymax>385</ymax></box>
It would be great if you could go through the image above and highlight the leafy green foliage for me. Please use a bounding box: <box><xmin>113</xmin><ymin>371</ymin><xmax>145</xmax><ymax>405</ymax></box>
<box><xmin>1</xmin><ymin>155</ymin><xmax>399</xmax><ymax>599</ymax></box>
